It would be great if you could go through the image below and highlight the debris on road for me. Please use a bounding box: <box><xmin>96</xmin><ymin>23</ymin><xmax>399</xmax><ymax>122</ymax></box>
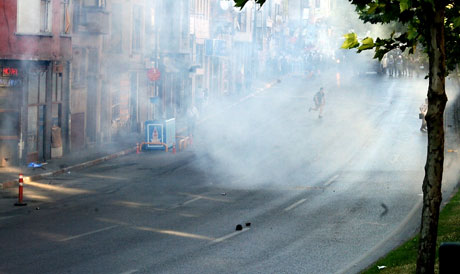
<box><xmin>235</xmin><ymin>224</ymin><xmax>243</xmax><ymax>231</ymax></box>
<box><xmin>380</xmin><ymin>203</ymin><xmax>389</xmax><ymax>217</ymax></box>
<box><xmin>245</xmin><ymin>222</ymin><xmax>251</xmax><ymax>227</ymax></box>
<box><xmin>221</xmin><ymin>193</ymin><xmax>227</xmax><ymax>196</ymax></box>
<box><xmin>35</xmin><ymin>207</ymin><xmax>40</xmax><ymax>210</ymax></box>
<box><xmin>28</xmin><ymin>162</ymin><xmax>47</xmax><ymax>170</ymax></box>
<box><xmin>377</xmin><ymin>265</ymin><xmax>386</xmax><ymax>270</ymax></box>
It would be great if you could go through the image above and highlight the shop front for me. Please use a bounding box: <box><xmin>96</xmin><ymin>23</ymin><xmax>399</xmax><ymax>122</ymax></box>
<box><xmin>0</xmin><ymin>61</ymin><xmax>68</xmax><ymax>166</ymax></box>
<box><xmin>0</xmin><ymin>62</ymin><xmax>22</xmax><ymax>166</ymax></box>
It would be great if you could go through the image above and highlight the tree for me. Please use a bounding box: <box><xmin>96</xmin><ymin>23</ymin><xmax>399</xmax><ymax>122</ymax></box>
<box><xmin>236</xmin><ymin>0</ymin><xmax>460</xmax><ymax>272</ymax></box>
<box><xmin>340</xmin><ymin>1</ymin><xmax>460</xmax><ymax>273</ymax></box>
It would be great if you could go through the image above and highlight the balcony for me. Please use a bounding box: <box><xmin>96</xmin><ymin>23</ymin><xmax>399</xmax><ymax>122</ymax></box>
<box><xmin>77</xmin><ymin>7</ymin><xmax>109</xmax><ymax>35</ymax></box>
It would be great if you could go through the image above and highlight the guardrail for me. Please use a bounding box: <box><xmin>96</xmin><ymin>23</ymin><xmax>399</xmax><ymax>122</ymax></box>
<box><xmin>176</xmin><ymin>136</ymin><xmax>191</xmax><ymax>151</ymax></box>
<box><xmin>136</xmin><ymin>142</ymin><xmax>169</xmax><ymax>153</ymax></box>
<box><xmin>136</xmin><ymin>137</ymin><xmax>192</xmax><ymax>154</ymax></box>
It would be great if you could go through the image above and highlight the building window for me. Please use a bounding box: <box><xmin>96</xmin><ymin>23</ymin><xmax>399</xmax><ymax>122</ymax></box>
<box><xmin>17</xmin><ymin>0</ymin><xmax>52</xmax><ymax>34</ymax></box>
<box><xmin>132</xmin><ymin>5</ymin><xmax>142</xmax><ymax>52</ymax></box>
<box><xmin>110</xmin><ymin>3</ymin><xmax>123</xmax><ymax>53</ymax></box>
<box><xmin>237</xmin><ymin>11</ymin><xmax>247</xmax><ymax>32</ymax></box>
<box><xmin>62</xmin><ymin>0</ymin><xmax>71</xmax><ymax>34</ymax></box>
<box><xmin>72</xmin><ymin>47</ymin><xmax>87</xmax><ymax>87</ymax></box>
<box><xmin>83</xmin><ymin>0</ymin><xmax>106</xmax><ymax>8</ymax></box>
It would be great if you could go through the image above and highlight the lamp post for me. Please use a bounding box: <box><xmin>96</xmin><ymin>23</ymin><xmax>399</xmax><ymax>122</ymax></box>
<box><xmin>252</xmin><ymin>0</ymin><xmax>258</xmax><ymax>86</ymax></box>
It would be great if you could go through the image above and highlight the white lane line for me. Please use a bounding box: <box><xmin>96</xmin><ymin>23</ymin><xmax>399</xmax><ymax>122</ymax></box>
<box><xmin>59</xmin><ymin>225</ymin><xmax>119</xmax><ymax>242</ymax></box>
<box><xmin>212</xmin><ymin>228</ymin><xmax>250</xmax><ymax>244</ymax></box>
<box><xmin>120</xmin><ymin>270</ymin><xmax>138</xmax><ymax>274</ymax></box>
<box><xmin>284</xmin><ymin>198</ymin><xmax>307</xmax><ymax>211</ymax></box>
<box><xmin>170</xmin><ymin>196</ymin><xmax>203</xmax><ymax>209</ymax></box>
<box><xmin>0</xmin><ymin>216</ymin><xmax>18</xmax><ymax>221</ymax></box>
<box><xmin>182</xmin><ymin>196</ymin><xmax>202</xmax><ymax>205</ymax></box>
<box><xmin>324</xmin><ymin>175</ymin><xmax>339</xmax><ymax>187</ymax></box>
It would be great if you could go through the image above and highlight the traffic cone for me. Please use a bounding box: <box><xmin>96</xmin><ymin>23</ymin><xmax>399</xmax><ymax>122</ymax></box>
<box><xmin>14</xmin><ymin>174</ymin><xmax>27</xmax><ymax>206</ymax></box>
<box><xmin>172</xmin><ymin>144</ymin><xmax>176</xmax><ymax>154</ymax></box>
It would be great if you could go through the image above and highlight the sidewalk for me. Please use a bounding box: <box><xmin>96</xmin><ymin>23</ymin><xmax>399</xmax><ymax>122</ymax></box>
<box><xmin>0</xmin><ymin>132</ymin><xmax>143</xmax><ymax>190</ymax></box>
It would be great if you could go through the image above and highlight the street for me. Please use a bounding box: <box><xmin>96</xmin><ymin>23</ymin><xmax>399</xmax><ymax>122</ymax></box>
<box><xmin>1</xmin><ymin>76</ymin><xmax>459</xmax><ymax>274</ymax></box>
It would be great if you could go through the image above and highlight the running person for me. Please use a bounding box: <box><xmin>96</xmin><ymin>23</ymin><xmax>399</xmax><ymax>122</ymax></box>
<box><xmin>309</xmin><ymin>87</ymin><xmax>325</xmax><ymax>118</ymax></box>
<box><xmin>419</xmin><ymin>98</ymin><xmax>428</xmax><ymax>132</ymax></box>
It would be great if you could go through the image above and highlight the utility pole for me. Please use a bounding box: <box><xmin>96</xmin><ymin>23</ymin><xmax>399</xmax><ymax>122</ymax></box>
<box><xmin>252</xmin><ymin>0</ymin><xmax>258</xmax><ymax>87</ymax></box>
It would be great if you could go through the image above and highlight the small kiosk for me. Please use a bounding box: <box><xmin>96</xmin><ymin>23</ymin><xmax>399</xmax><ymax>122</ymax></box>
<box><xmin>144</xmin><ymin>118</ymin><xmax>176</xmax><ymax>151</ymax></box>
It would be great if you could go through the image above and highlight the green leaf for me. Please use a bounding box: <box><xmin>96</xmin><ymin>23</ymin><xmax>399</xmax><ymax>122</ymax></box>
<box><xmin>400</xmin><ymin>0</ymin><xmax>410</xmax><ymax>12</ymax></box>
<box><xmin>358</xmin><ymin>37</ymin><xmax>375</xmax><ymax>51</ymax></box>
<box><xmin>453</xmin><ymin>17</ymin><xmax>460</xmax><ymax>28</ymax></box>
<box><xmin>407</xmin><ymin>26</ymin><xmax>418</xmax><ymax>40</ymax></box>
<box><xmin>234</xmin><ymin>0</ymin><xmax>266</xmax><ymax>9</ymax></box>
<box><xmin>341</xmin><ymin>33</ymin><xmax>359</xmax><ymax>49</ymax></box>
<box><xmin>367</xmin><ymin>3</ymin><xmax>378</xmax><ymax>14</ymax></box>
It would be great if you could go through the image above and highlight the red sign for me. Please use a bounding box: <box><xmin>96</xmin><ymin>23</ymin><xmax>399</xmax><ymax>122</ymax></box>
<box><xmin>147</xmin><ymin>68</ymin><xmax>161</xmax><ymax>81</ymax></box>
<box><xmin>2</xmin><ymin>67</ymin><xmax>18</xmax><ymax>77</ymax></box>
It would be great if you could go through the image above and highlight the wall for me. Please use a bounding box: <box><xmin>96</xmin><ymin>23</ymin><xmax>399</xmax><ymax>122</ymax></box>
<box><xmin>0</xmin><ymin>0</ymin><xmax>72</xmax><ymax>61</ymax></box>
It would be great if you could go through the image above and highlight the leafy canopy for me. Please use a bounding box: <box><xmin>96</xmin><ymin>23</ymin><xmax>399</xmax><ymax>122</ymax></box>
<box><xmin>234</xmin><ymin>0</ymin><xmax>266</xmax><ymax>9</ymax></box>
<box><xmin>341</xmin><ymin>0</ymin><xmax>460</xmax><ymax>72</ymax></box>
<box><xmin>233</xmin><ymin>0</ymin><xmax>459</xmax><ymax>72</ymax></box>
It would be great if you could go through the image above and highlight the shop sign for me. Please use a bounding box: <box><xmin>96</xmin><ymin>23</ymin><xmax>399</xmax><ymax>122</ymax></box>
<box><xmin>0</xmin><ymin>77</ymin><xmax>21</xmax><ymax>87</ymax></box>
<box><xmin>2</xmin><ymin>67</ymin><xmax>19</xmax><ymax>77</ymax></box>
<box><xmin>147</xmin><ymin>68</ymin><xmax>161</xmax><ymax>81</ymax></box>
<box><xmin>0</xmin><ymin>67</ymin><xmax>21</xmax><ymax>87</ymax></box>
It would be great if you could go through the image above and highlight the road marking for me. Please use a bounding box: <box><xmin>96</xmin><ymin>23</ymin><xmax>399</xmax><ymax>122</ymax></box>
<box><xmin>170</xmin><ymin>196</ymin><xmax>204</xmax><ymax>209</ymax></box>
<box><xmin>0</xmin><ymin>216</ymin><xmax>18</xmax><ymax>221</ymax></box>
<box><xmin>284</xmin><ymin>198</ymin><xmax>307</xmax><ymax>211</ymax></box>
<box><xmin>212</xmin><ymin>228</ymin><xmax>250</xmax><ymax>244</ymax></box>
<box><xmin>178</xmin><ymin>192</ymin><xmax>230</xmax><ymax>203</ymax></box>
<box><xmin>120</xmin><ymin>270</ymin><xmax>138</xmax><ymax>274</ymax></box>
<box><xmin>25</xmin><ymin>180</ymin><xmax>91</xmax><ymax>195</ymax></box>
<box><xmin>59</xmin><ymin>225</ymin><xmax>119</xmax><ymax>242</ymax></box>
<box><xmin>360</xmin><ymin>222</ymin><xmax>387</xmax><ymax>226</ymax></box>
<box><xmin>182</xmin><ymin>196</ymin><xmax>202</xmax><ymax>205</ymax></box>
<box><xmin>324</xmin><ymin>175</ymin><xmax>339</xmax><ymax>187</ymax></box>
<box><xmin>292</xmin><ymin>186</ymin><xmax>323</xmax><ymax>191</ymax></box>
<box><xmin>135</xmin><ymin>226</ymin><xmax>214</xmax><ymax>241</ymax></box>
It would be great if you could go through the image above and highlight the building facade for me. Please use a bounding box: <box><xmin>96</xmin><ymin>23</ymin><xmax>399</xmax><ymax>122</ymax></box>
<box><xmin>0</xmin><ymin>0</ymin><xmax>72</xmax><ymax>166</ymax></box>
<box><xmin>0</xmin><ymin>0</ymin><xmax>295</xmax><ymax>167</ymax></box>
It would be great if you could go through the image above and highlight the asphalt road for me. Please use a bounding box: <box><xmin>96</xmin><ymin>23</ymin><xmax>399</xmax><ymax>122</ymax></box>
<box><xmin>1</xmin><ymin>75</ymin><xmax>459</xmax><ymax>274</ymax></box>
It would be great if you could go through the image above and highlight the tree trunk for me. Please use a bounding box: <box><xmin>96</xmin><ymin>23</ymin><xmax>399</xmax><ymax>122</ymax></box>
<box><xmin>416</xmin><ymin>4</ymin><xmax>447</xmax><ymax>274</ymax></box>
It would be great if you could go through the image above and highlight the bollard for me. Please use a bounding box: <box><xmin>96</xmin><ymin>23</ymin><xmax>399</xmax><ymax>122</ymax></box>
<box><xmin>14</xmin><ymin>174</ymin><xmax>27</xmax><ymax>206</ymax></box>
<box><xmin>136</xmin><ymin>143</ymin><xmax>140</xmax><ymax>154</ymax></box>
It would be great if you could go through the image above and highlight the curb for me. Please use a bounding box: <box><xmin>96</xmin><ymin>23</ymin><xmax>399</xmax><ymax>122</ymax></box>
<box><xmin>1</xmin><ymin>146</ymin><xmax>136</xmax><ymax>190</ymax></box>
